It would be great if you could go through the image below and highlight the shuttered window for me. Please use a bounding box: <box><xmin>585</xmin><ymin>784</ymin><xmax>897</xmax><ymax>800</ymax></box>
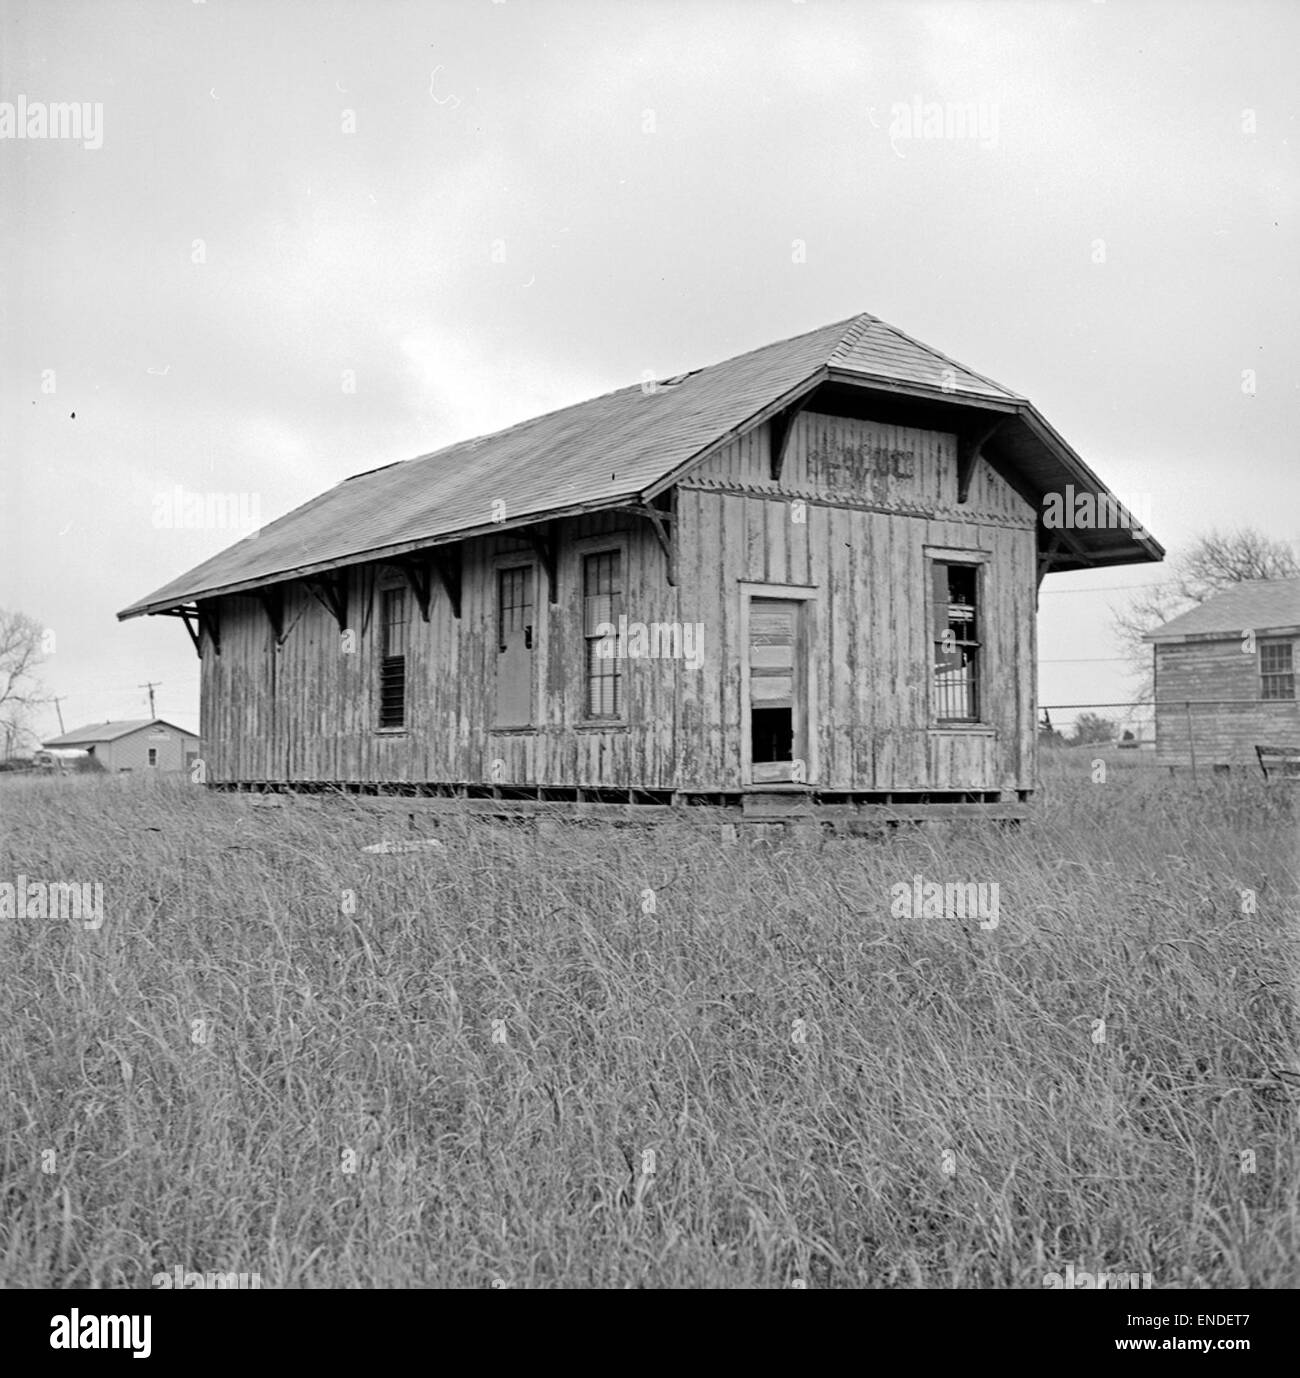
<box><xmin>749</xmin><ymin>602</ymin><xmax>796</xmax><ymax>709</ymax></box>
<box><xmin>1260</xmin><ymin>640</ymin><xmax>1295</xmax><ymax>700</ymax></box>
<box><xmin>583</xmin><ymin>552</ymin><xmax>622</xmax><ymax>718</ymax></box>
<box><xmin>379</xmin><ymin>587</ymin><xmax>408</xmax><ymax>728</ymax></box>
<box><xmin>749</xmin><ymin>599</ymin><xmax>799</xmax><ymax>775</ymax></box>
<box><xmin>931</xmin><ymin>562</ymin><xmax>980</xmax><ymax>722</ymax></box>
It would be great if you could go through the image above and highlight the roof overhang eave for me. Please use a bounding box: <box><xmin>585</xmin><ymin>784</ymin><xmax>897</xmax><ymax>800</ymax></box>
<box><xmin>822</xmin><ymin>366</ymin><xmax>1025</xmax><ymax>412</ymax></box>
<box><xmin>116</xmin><ymin>491</ymin><xmax>647</xmax><ymax>620</ymax></box>
<box><xmin>1015</xmin><ymin>406</ymin><xmax>1165</xmax><ymax>566</ymax></box>
<box><xmin>663</xmin><ymin>366</ymin><xmax>1165</xmax><ymax>569</ymax></box>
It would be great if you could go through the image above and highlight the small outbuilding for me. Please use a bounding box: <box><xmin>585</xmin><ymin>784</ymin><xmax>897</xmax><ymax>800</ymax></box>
<box><xmin>41</xmin><ymin>719</ymin><xmax>200</xmax><ymax>774</ymax></box>
<box><xmin>1143</xmin><ymin>577</ymin><xmax>1300</xmax><ymax>770</ymax></box>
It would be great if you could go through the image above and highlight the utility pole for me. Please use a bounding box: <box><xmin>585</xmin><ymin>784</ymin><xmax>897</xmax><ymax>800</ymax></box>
<box><xmin>52</xmin><ymin>696</ymin><xmax>67</xmax><ymax>734</ymax></box>
<box><xmin>140</xmin><ymin>682</ymin><xmax>162</xmax><ymax>718</ymax></box>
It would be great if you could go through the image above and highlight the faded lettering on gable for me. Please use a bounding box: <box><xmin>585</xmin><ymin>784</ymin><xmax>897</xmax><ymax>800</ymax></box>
<box><xmin>800</xmin><ymin>414</ymin><xmax>935</xmax><ymax>503</ymax></box>
<box><xmin>807</xmin><ymin>442</ymin><xmax>916</xmax><ymax>491</ymax></box>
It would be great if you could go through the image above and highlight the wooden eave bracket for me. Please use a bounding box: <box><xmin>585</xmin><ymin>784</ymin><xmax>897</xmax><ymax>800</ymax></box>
<box><xmin>166</xmin><ymin>601</ymin><xmax>222</xmax><ymax>658</ymax></box>
<box><xmin>1036</xmin><ymin>532</ymin><xmax>1064</xmax><ymax>590</ymax></box>
<box><xmin>1036</xmin><ymin>528</ymin><xmax>1089</xmax><ymax>588</ymax></box>
<box><xmin>200</xmin><ymin>604</ymin><xmax>221</xmax><ymax>656</ymax></box>
<box><xmin>769</xmin><ymin>401</ymin><xmax>807</xmax><ymax>482</ymax></box>
<box><xmin>956</xmin><ymin>418</ymin><xmax>1004</xmax><ymax>505</ymax></box>
<box><xmin>256</xmin><ymin>587</ymin><xmax>286</xmax><ymax>643</ymax></box>
<box><xmin>306</xmin><ymin>573</ymin><xmax>348</xmax><ymax>631</ymax></box>
<box><xmin>618</xmin><ymin>500</ymin><xmax>677</xmax><ymax>586</ymax></box>
<box><xmin>159</xmin><ymin>605</ymin><xmax>205</xmax><ymax>658</ymax></box>
<box><xmin>527</xmin><ymin>521</ymin><xmax>560</xmax><ymax>605</ymax></box>
<box><xmin>395</xmin><ymin>556</ymin><xmax>433</xmax><ymax>623</ymax></box>
<box><xmin>429</xmin><ymin>546</ymin><xmax>463</xmax><ymax>619</ymax></box>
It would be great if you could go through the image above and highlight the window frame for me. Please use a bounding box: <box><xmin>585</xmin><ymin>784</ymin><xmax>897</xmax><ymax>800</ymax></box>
<box><xmin>581</xmin><ymin>548</ymin><xmax>625</xmax><ymax>723</ymax></box>
<box><xmin>1260</xmin><ymin>638</ymin><xmax>1296</xmax><ymax>701</ymax></box>
<box><xmin>927</xmin><ymin>551</ymin><xmax>988</xmax><ymax>727</ymax></box>
<box><xmin>377</xmin><ymin>581</ymin><xmax>410</xmax><ymax>731</ymax></box>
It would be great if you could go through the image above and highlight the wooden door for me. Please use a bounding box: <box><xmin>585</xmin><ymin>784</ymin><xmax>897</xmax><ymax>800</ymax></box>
<box><xmin>495</xmin><ymin>566</ymin><xmax>535</xmax><ymax>728</ymax></box>
<box><xmin>748</xmin><ymin>598</ymin><xmax>804</xmax><ymax>783</ymax></box>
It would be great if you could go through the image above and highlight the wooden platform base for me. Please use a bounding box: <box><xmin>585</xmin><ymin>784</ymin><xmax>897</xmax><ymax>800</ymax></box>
<box><xmin>225</xmin><ymin>781</ymin><xmax>1029</xmax><ymax>835</ymax></box>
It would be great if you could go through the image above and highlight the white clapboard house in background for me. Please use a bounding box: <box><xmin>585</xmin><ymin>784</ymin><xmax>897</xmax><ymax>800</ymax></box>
<box><xmin>40</xmin><ymin>719</ymin><xmax>200</xmax><ymax>774</ymax></box>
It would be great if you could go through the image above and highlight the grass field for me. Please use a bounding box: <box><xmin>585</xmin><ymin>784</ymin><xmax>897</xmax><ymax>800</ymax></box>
<box><xmin>1</xmin><ymin>754</ymin><xmax>1296</xmax><ymax>1288</ymax></box>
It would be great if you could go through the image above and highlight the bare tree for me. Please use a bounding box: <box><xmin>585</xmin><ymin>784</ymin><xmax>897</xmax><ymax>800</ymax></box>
<box><xmin>0</xmin><ymin>609</ymin><xmax>50</xmax><ymax>758</ymax></box>
<box><xmin>1114</xmin><ymin>529</ymin><xmax>1299</xmax><ymax>700</ymax></box>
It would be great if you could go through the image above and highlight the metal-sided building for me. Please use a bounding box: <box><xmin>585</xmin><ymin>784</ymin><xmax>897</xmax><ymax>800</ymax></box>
<box><xmin>1143</xmin><ymin>577</ymin><xmax>1300</xmax><ymax>770</ymax></box>
<box><xmin>41</xmin><ymin>719</ymin><xmax>200</xmax><ymax>774</ymax></box>
<box><xmin>119</xmin><ymin>312</ymin><xmax>1162</xmax><ymax>818</ymax></box>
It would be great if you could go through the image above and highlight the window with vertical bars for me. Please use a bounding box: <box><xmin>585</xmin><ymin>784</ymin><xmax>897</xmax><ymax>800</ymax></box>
<box><xmin>931</xmin><ymin>562</ymin><xmax>980</xmax><ymax>722</ymax></box>
<box><xmin>1260</xmin><ymin>640</ymin><xmax>1295</xmax><ymax>700</ymax></box>
<box><xmin>583</xmin><ymin>551</ymin><xmax>622</xmax><ymax>718</ymax></box>
<box><xmin>379</xmin><ymin>586</ymin><xmax>408</xmax><ymax>728</ymax></box>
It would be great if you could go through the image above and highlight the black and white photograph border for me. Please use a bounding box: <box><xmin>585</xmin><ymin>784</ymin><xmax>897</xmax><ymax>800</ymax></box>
<box><xmin>1</xmin><ymin>0</ymin><xmax>1296</xmax><ymax>1332</ymax></box>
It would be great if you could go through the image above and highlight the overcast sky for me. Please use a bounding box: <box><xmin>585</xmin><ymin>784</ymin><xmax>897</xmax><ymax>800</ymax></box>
<box><xmin>2</xmin><ymin>0</ymin><xmax>1296</xmax><ymax>741</ymax></box>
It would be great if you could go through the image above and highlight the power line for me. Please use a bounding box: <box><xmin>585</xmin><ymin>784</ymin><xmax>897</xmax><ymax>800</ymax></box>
<box><xmin>1040</xmin><ymin>699</ymin><xmax>1271</xmax><ymax>709</ymax></box>
<box><xmin>1039</xmin><ymin>582</ymin><xmax>1173</xmax><ymax>595</ymax></box>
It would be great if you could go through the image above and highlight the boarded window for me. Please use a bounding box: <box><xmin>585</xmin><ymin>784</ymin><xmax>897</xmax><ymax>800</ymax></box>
<box><xmin>1260</xmin><ymin>640</ymin><xmax>1295</xmax><ymax>700</ymax></box>
<box><xmin>379</xmin><ymin>587</ymin><xmax>408</xmax><ymax>728</ymax></box>
<box><xmin>583</xmin><ymin>552</ymin><xmax>622</xmax><ymax>718</ymax></box>
<box><xmin>749</xmin><ymin>599</ymin><xmax>800</xmax><ymax>776</ymax></box>
<box><xmin>931</xmin><ymin>562</ymin><xmax>980</xmax><ymax>722</ymax></box>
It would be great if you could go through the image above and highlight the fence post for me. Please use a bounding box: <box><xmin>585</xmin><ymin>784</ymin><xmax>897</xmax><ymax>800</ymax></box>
<box><xmin>1185</xmin><ymin>699</ymin><xmax>1198</xmax><ymax>784</ymax></box>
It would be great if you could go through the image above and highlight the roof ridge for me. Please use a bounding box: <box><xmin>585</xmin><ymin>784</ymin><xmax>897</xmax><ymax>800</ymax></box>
<box><xmin>345</xmin><ymin>314</ymin><xmax>864</xmax><ymax>483</ymax></box>
<box><xmin>827</xmin><ymin>311</ymin><xmax>879</xmax><ymax>363</ymax></box>
<box><xmin>662</xmin><ymin>312</ymin><xmax>860</xmax><ymax>381</ymax></box>
<box><xmin>45</xmin><ymin>717</ymin><xmax>187</xmax><ymax>743</ymax></box>
<box><xmin>872</xmin><ymin>317</ymin><xmax>1024</xmax><ymax>399</ymax></box>
<box><xmin>1191</xmin><ymin>575</ymin><xmax>1300</xmax><ymax>596</ymax></box>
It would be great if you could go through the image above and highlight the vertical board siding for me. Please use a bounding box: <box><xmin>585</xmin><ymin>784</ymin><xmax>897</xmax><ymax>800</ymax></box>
<box><xmin>675</xmin><ymin>411</ymin><xmax>1037</xmax><ymax>792</ymax></box>
<box><xmin>199</xmin><ymin>410</ymin><xmax>1039</xmax><ymax>794</ymax></box>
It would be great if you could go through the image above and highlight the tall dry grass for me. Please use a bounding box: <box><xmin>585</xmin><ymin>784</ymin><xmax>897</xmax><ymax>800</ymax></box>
<box><xmin>0</xmin><ymin>757</ymin><xmax>1295</xmax><ymax>1287</ymax></box>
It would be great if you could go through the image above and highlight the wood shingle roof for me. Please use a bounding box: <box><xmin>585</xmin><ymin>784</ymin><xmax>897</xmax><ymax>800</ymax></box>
<box><xmin>119</xmin><ymin>311</ymin><xmax>1158</xmax><ymax>619</ymax></box>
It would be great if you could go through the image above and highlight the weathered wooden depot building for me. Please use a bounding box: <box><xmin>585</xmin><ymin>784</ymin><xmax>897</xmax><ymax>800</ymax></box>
<box><xmin>120</xmin><ymin>312</ymin><xmax>1163</xmax><ymax>818</ymax></box>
